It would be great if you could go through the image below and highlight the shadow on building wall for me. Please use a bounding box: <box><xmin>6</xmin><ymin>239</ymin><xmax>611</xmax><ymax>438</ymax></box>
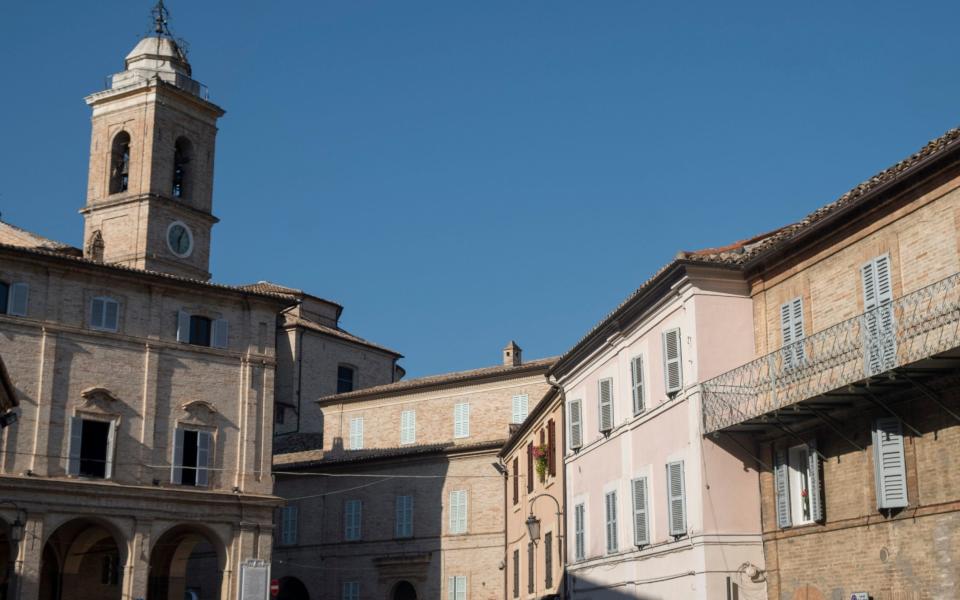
<box><xmin>274</xmin><ymin>437</ymin><xmax>452</xmax><ymax>600</ymax></box>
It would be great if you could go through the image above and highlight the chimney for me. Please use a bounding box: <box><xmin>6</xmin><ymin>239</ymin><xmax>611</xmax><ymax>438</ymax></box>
<box><xmin>503</xmin><ymin>341</ymin><xmax>522</xmax><ymax>367</ymax></box>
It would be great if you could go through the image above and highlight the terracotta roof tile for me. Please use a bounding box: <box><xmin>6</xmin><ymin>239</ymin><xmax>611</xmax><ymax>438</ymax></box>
<box><xmin>284</xmin><ymin>315</ymin><xmax>403</xmax><ymax>357</ymax></box>
<box><xmin>274</xmin><ymin>440</ymin><xmax>506</xmax><ymax>469</ymax></box>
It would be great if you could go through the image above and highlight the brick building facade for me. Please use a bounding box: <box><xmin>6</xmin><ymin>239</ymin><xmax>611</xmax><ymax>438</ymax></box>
<box><xmin>272</xmin><ymin>344</ymin><xmax>554</xmax><ymax>600</ymax></box>
<box><xmin>700</xmin><ymin>127</ymin><xmax>960</xmax><ymax>599</ymax></box>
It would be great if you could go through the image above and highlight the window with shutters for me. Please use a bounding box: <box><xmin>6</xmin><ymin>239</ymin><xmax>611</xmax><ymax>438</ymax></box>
<box><xmin>666</xmin><ymin>461</ymin><xmax>687</xmax><ymax>537</ymax></box>
<box><xmin>604</xmin><ymin>490</ymin><xmax>618</xmax><ymax>553</ymax></box>
<box><xmin>598</xmin><ymin>378</ymin><xmax>614</xmax><ymax>433</ymax></box>
<box><xmin>873</xmin><ymin>417</ymin><xmax>908</xmax><ymax>510</ymax></box>
<box><xmin>449</xmin><ymin>489</ymin><xmax>468</xmax><ymax>534</ymax></box>
<box><xmin>67</xmin><ymin>416</ymin><xmax>116</xmax><ymax>479</ymax></box>
<box><xmin>176</xmin><ymin>311</ymin><xmax>227</xmax><ymax>348</ymax></box>
<box><xmin>447</xmin><ymin>575</ymin><xmax>467</xmax><ymax>600</ymax></box>
<box><xmin>527</xmin><ymin>542</ymin><xmax>535</xmax><ymax>593</ymax></box>
<box><xmin>341</xmin><ymin>581</ymin><xmax>359</xmax><ymax>600</ymax></box>
<box><xmin>337</xmin><ymin>365</ymin><xmax>356</xmax><ymax>393</ymax></box>
<box><xmin>395</xmin><ymin>495</ymin><xmax>414</xmax><ymax>538</ymax></box>
<box><xmin>568</xmin><ymin>399</ymin><xmax>583</xmax><ymax>451</ymax></box>
<box><xmin>453</xmin><ymin>402</ymin><xmax>470</xmax><ymax>438</ymax></box>
<box><xmin>349</xmin><ymin>417</ymin><xmax>364</xmax><ymax>450</ymax></box>
<box><xmin>780</xmin><ymin>297</ymin><xmax>805</xmax><ymax>369</ymax></box>
<box><xmin>279</xmin><ymin>505</ymin><xmax>298</xmax><ymax>546</ymax></box>
<box><xmin>512</xmin><ymin>549</ymin><xmax>520</xmax><ymax>597</ymax></box>
<box><xmin>631</xmin><ymin>477</ymin><xmax>650</xmax><ymax>546</ymax></box>
<box><xmin>630</xmin><ymin>355</ymin><xmax>645</xmax><ymax>415</ymax></box>
<box><xmin>773</xmin><ymin>442</ymin><xmax>823</xmax><ymax>528</ymax></box>
<box><xmin>574</xmin><ymin>503</ymin><xmax>586</xmax><ymax>561</ymax></box>
<box><xmin>400</xmin><ymin>409</ymin><xmax>416</xmax><ymax>445</ymax></box>
<box><xmin>344</xmin><ymin>499</ymin><xmax>362</xmax><ymax>541</ymax></box>
<box><xmin>862</xmin><ymin>255</ymin><xmax>896</xmax><ymax>376</ymax></box>
<box><xmin>171</xmin><ymin>427</ymin><xmax>213</xmax><ymax>487</ymax></box>
<box><xmin>90</xmin><ymin>296</ymin><xmax>120</xmax><ymax>332</ymax></box>
<box><xmin>663</xmin><ymin>328</ymin><xmax>683</xmax><ymax>395</ymax></box>
<box><xmin>544</xmin><ymin>531</ymin><xmax>553</xmax><ymax>589</ymax></box>
<box><xmin>2</xmin><ymin>282</ymin><xmax>28</xmax><ymax>317</ymax></box>
<box><xmin>511</xmin><ymin>394</ymin><xmax>529</xmax><ymax>424</ymax></box>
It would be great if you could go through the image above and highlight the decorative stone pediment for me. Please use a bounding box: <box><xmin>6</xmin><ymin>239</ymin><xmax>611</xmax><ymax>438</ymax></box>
<box><xmin>79</xmin><ymin>387</ymin><xmax>120</xmax><ymax>412</ymax></box>
<box><xmin>181</xmin><ymin>400</ymin><xmax>218</xmax><ymax>424</ymax></box>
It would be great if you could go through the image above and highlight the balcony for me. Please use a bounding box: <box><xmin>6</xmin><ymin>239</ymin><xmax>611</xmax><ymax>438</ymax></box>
<box><xmin>702</xmin><ymin>271</ymin><xmax>960</xmax><ymax>434</ymax></box>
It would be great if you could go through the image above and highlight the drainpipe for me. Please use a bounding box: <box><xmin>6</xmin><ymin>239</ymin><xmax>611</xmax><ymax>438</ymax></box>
<box><xmin>546</xmin><ymin>376</ymin><xmax>568</xmax><ymax>600</ymax></box>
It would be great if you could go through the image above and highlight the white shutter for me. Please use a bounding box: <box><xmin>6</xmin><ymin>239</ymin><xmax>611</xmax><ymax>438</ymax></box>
<box><xmin>196</xmin><ymin>431</ymin><xmax>211</xmax><ymax>486</ymax></box>
<box><xmin>512</xmin><ymin>394</ymin><xmax>529</xmax><ymax>424</ymax></box>
<box><xmin>663</xmin><ymin>328</ymin><xmax>683</xmax><ymax>394</ymax></box>
<box><xmin>806</xmin><ymin>440</ymin><xmax>824</xmax><ymax>522</ymax></box>
<box><xmin>67</xmin><ymin>416</ymin><xmax>83</xmax><ymax>476</ymax></box>
<box><xmin>774</xmin><ymin>448</ymin><xmax>792</xmax><ymax>528</ymax></box>
<box><xmin>574</xmin><ymin>503</ymin><xmax>585</xmax><ymax>560</ymax></box>
<box><xmin>91</xmin><ymin>298</ymin><xmax>105</xmax><ymax>329</ymax></box>
<box><xmin>862</xmin><ymin>255</ymin><xmax>897</xmax><ymax>375</ymax></box>
<box><xmin>8</xmin><ymin>283</ymin><xmax>28</xmax><ymax>317</ymax></box>
<box><xmin>171</xmin><ymin>427</ymin><xmax>185</xmax><ymax>484</ymax></box>
<box><xmin>176</xmin><ymin>310</ymin><xmax>191</xmax><ymax>343</ymax></box>
<box><xmin>631</xmin><ymin>477</ymin><xmax>649</xmax><ymax>546</ymax></box>
<box><xmin>400</xmin><ymin>410</ymin><xmax>416</xmax><ymax>445</ymax></box>
<box><xmin>568</xmin><ymin>399</ymin><xmax>583</xmax><ymax>450</ymax></box>
<box><xmin>211</xmin><ymin>318</ymin><xmax>229</xmax><ymax>349</ymax></box>
<box><xmin>104</xmin><ymin>420</ymin><xmax>117</xmax><ymax>479</ymax></box>
<box><xmin>349</xmin><ymin>417</ymin><xmax>363</xmax><ymax>450</ymax></box>
<box><xmin>780</xmin><ymin>297</ymin><xmax>805</xmax><ymax>368</ymax></box>
<box><xmin>666</xmin><ymin>461</ymin><xmax>687</xmax><ymax>536</ymax></box>
<box><xmin>873</xmin><ymin>417</ymin><xmax>908</xmax><ymax>509</ymax></box>
<box><xmin>395</xmin><ymin>495</ymin><xmax>413</xmax><ymax>538</ymax></box>
<box><xmin>448</xmin><ymin>577</ymin><xmax>456</xmax><ymax>600</ymax></box>
<box><xmin>454</xmin><ymin>403</ymin><xmax>470</xmax><ymax>438</ymax></box>
<box><xmin>456</xmin><ymin>576</ymin><xmax>466</xmax><ymax>600</ymax></box>
<box><xmin>598</xmin><ymin>378</ymin><xmax>613</xmax><ymax>432</ymax></box>
<box><xmin>449</xmin><ymin>490</ymin><xmax>467</xmax><ymax>533</ymax></box>
<box><xmin>604</xmin><ymin>491</ymin><xmax>617</xmax><ymax>553</ymax></box>
<box><xmin>282</xmin><ymin>505</ymin><xmax>298</xmax><ymax>545</ymax></box>
<box><xmin>631</xmin><ymin>356</ymin><xmax>645</xmax><ymax>414</ymax></box>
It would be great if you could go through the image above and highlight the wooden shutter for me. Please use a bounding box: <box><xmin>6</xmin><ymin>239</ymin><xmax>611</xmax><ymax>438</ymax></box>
<box><xmin>862</xmin><ymin>255</ymin><xmax>896</xmax><ymax>375</ymax></box>
<box><xmin>663</xmin><ymin>328</ymin><xmax>683</xmax><ymax>394</ymax></box>
<box><xmin>666</xmin><ymin>461</ymin><xmax>687</xmax><ymax>536</ymax></box>
<box><xmin>806</xmin><ymin>440</ymin><xmax>824</xmax><ymax>522</ymax></box>
<box><xmin>598</xmin><ymin>378</ymin><xmax>613</xmax><ymax>432</ymax></box>
<box><xmin>604</xmin><ymin>491</ymin><xmax>618</xmax><ymax>553</ymax></box>
<box><xmin>631</xmin><ymin>355</ymin><xmax>645</xmax><ymax>414</ymax></box>
<box><xmin>568</xmin><ymin>400</ymin><xmax>582</xmax><ymax>450</ymax></box>
<box><xmin>773</xmin><ymin>448</ymin><xmax>792</xmax><ymax>528</ymax></box>
<box><xmin>527</xmin><ymin>443</ymin><xmax>534</xmax><ymax>492</ymax></box>
<box><xmin>547</xmin><ymin>419</ymin><xmax>556</xmax><ymax>476</ymax></box>
<box><xmin>631</xmin><ymin>477</ymin><xmax>649</xmax><ymax>546</ymax></box>
<box><xmin>395</xmin><ymin>496</ymin><xmax>404</xmax><ymax>537</ymax></box>
<box><xmin>91</xmin><ymin>298</ymin><xmax>105</xmax><ymax>329</ymax></box>
<box><xmin>780</xmin><ymin>297</ymin><xmax>805</xmax><ymax>367</ymax></box>
<box><xmin>8</xmin><ymin>283</ymin><xmax>28</xmax><ymax>317</ymax></box>
<box><xmin>350</xmin><ymin>417</ymin><xmax>363</xmax><ymax>449</ymax></box>
<box><xmin>454</xmin><ymin>403</ymin><xmax>470</xmax><ymax>438</ymax></box>
<box><xmin>171</xmin><ymin>427</ymin><xmax>185</xmax><ymax>484</ymax></box>
<box><xmin>873</xmin><ymin>417</ymin><xmax>908</xmax><ymax>509</ymax></box>
<box><xmin>447</xmin><ymin>577</ymin><xmax>456</xmax><ymax>600</ymax></box>
<box><xmin>449</xmin><ymin>490</ymin><xmax>467</xmax><ymax>533</ymax></box>
<box><xmin>196</xmin><ymin>431</ymin><xmax>211</xmax><ymax>486</ymax></box>
<box><xmin>527</xmin><ymin>542</ymin><xmax>535</xmax><ymax>593</ymax></box>
<box><xmin>512</xmin><ymin>394</ymin><xmax>528</xmax><ymax>423</ymax></box>
<box><xmin>104</xmin><ymin>298</ymin><xmax>119</xmax><ymax>331</ymax></box>
<box><xmin>212</xmin><ymin>318</ymin><xmax>229</xmax><ymax>349</ymax></box>
<box><xmin>544</xmin><ymin>531</ymin><xmax>553</xmax><ymax>589</ymax></box>
<box><xmin>456</xmin><ymin>576</ymin><xmax>466</xmax><ymax>600</ymax></box>
<box><xmin>512</xmin><ymin>549</ymin><xmax>520</xmax><ymax>597</ymax></box>
<box><xmin>104</xmin><ymin>420</ymin><xmax>117</xmax><ymax>479</ymax></box>
<box><xmin>67</xmin><ymin>416</ymin><xmax>83</xmax><ymax>476</ymax></box>
<box><xmin>176</xmin><ymin>310</ymin><xmax>191</xmax><ymax>343</ymax></box>
<box><xmin>282</xmin><ymin>506</ymin><xmax>298</xmax><ymax>545</ymax></box>
<box><xmin>512</xmin><ymin>457</ymin><xmax>519</xmax><ymax>505</ymax></box>
<box><xmin>574</xmin><ymin>503</ymin><xmax>585</xmax><ymax>560</ymax></box>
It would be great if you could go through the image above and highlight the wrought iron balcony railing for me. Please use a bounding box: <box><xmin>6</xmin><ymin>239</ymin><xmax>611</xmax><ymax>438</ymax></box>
<box><xmin>702</xmin><ymin>271</ymin><xmax>960</xmax><ymax>433</ymax></box>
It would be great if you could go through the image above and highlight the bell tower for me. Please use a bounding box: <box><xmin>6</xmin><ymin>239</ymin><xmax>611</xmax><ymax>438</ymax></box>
<box><xmin>81</xmin><ymin>1</ymin><xmax>224</xmax><ymax>280</ymax></box>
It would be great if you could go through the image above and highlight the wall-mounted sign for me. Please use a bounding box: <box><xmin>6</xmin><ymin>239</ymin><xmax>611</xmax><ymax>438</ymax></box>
<box><xmin>851</xmin><ymin>593</ymin><xmax>869</xmax><ymax>600</ymax></box>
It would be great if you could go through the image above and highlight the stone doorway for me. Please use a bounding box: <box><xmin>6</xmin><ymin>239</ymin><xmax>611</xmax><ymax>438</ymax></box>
<box><xmin>38</xmin><ymin>518</ymin><xmax>124</xmax><ymax>600</ymax></box>
<box><xmin>391</xmin><ymin>580</ymin><xmax>417</xmax><ymax>600</ymax></box>
<box><xmin>277</xmin><ymin>576</ymin><xmax>309</xmax><ymax>600</ymax></box>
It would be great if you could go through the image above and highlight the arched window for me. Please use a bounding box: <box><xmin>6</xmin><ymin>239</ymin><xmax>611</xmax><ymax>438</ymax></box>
<box><xmin>172</xmin><ymin>137</ymin><xmax>192</xmax><ymax>198</ymax></box>
<box><xmin>108</xmin><ymin>132</ymin><xmax>130</xmax><ymax>194</ymax></box>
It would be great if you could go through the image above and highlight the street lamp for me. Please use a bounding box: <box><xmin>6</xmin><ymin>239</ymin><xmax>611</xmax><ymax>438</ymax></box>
<box><xmin>0</xmin><ymin>500</ymin><xmax>26</xmax><ymax>600</ymax></box>
<box><xmin>525</xmin><ymin>514</ymin><xmax>541</xmax><ymax>542</ymax></box>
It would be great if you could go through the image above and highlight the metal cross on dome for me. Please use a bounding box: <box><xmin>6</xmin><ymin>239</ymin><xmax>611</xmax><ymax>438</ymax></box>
<box><xmin>152</xmin><ymin>0</ymin><xmax>172</xmax><ymax>37</ymax></box>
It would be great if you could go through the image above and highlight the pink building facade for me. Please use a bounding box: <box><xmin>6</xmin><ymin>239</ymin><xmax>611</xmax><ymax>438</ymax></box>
<box><xmin>555</xmin><ymin>262</ymin><xmax>768</xmax><ymax>599</ymax></box>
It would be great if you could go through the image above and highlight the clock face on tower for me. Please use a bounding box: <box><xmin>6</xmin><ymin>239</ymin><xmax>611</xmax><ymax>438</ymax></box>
<box><xmin>167</xmin><ymin>221</ymin><xmax>193</xmax><ymax>258</ymax></box>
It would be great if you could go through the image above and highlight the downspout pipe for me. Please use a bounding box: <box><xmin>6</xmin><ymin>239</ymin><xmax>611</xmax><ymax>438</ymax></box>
<box><xmin>546</xmin><ymin>375</ymin><xmax>567</xmax><ymax>600</ymax></box>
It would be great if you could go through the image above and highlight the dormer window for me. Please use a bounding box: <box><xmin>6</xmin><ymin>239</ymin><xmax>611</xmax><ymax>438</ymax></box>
<box><xmin>109</xmin><ymin>132</ymin><xmax>131</xmax><ymax>194</ymax></box>
<box><xmin>173</xmin><ymin>137</ymin><xmax>192</xmax><ymax>198</ymax></box>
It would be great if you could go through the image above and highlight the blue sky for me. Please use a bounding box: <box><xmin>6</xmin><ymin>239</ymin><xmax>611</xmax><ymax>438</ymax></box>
<box><xmin>2</xmin><ymin>2</ymin><xmax>959</xmax><ymax>377</ymax></box>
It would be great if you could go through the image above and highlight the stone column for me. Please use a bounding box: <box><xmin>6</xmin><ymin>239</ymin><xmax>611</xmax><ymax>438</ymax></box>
<box><xmin>123</xmin><ymin>520</ymin><xmax>152</xmax><ymax>600</ymax></box>
<box><xmin>16</xmin><ymin>513</ymin><xmax>45</xmax><ymax>600</ymax></box>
